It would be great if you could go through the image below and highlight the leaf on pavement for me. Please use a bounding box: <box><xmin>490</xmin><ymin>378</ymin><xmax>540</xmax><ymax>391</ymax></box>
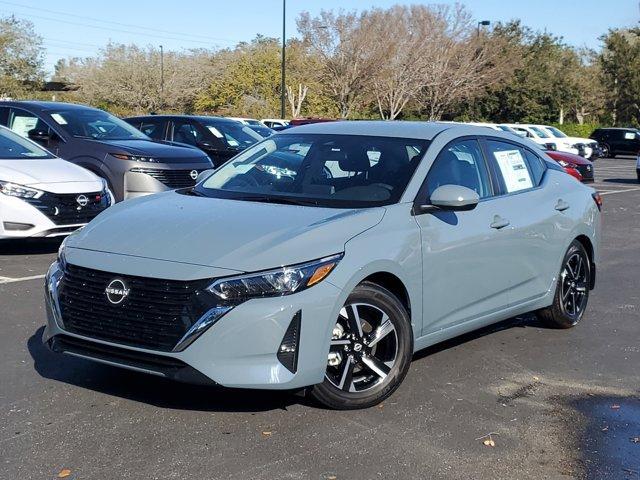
<box><xmin>483</xmin><ymin>438</ymin><xmax>496</xmax><ymax>447</ymax></box>
<box><xmin>57</xmin><ymin>469</ymin><xmax>72</xmax><ymax>478</ymax></box>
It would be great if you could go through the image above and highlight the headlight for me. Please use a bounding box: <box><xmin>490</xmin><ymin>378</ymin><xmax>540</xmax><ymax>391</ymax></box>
<box><xmin>544</xmin><ymin>143</ymin><xmax>557</xmax><ymax>151</ymax></box>
<box><xmin>111</xmin><ymin>153</ymin><xmax>158</xmax><ymax>162</ymax></box>
<box><xmin>207</xmin><ymin>254</ymin><xmax>342</xmax><ymax>303</ymax></box>
<box><xmin>0</xmin><ymin>180</ymin><xmax>44</xmax><ymax>199</ymax></box>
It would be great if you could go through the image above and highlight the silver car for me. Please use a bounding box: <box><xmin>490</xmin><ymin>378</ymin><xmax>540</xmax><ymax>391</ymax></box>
<box><xmin>44</xmin><ymin>122</ymin><xmax>601</xmax><ymax>409</ymax></box>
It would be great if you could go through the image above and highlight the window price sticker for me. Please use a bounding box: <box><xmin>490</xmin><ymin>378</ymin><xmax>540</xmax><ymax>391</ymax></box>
<box><xmin>493</xmin><ymin>149</ymin><xmax>533</xmax><ymax>192</ymax></box>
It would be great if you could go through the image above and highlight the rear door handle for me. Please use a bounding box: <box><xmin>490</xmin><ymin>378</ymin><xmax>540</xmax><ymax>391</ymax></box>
<box><xmin>490</xmin><ymin>215</ymin><xmax>510</xmax><ymax>230</ymax></box>
<box><xmin>555</xmin><ymin>199</ymin><xmax>570</xmax><ymax>212</ymax></box>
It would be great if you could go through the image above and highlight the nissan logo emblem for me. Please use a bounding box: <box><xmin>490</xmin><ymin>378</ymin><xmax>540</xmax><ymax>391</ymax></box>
<box><xmin>190</xmin><ymin>170</ymin><xmax>199</xmax><ymax>181</ymax></box>
<box><xmin>76</xmin><ymin>194</ymin><xmax>89</xmax><ymax>207</ymax></box>
<box><xmin>105</xmin><ymin>279</ymin><xmax>130</xmax><ymax>305</ymax></box>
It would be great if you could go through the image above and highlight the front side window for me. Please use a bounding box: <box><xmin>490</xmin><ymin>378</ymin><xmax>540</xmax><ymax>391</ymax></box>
<box><xmin>529</xmin><ymin>126</ymin><xmax>550</xmax><ymax>138</ymax></box>
<box><xmin>487</xmin><ymin>140</ymin><xmax>538</xmax><ymax>194</ymax></box>
<box><xmin>546</xmin><ymin>127</ymin><xmax>567</xmax><ymax>138</ymax></box>
<box><xmin>425</xmin><ymin>139</ymin><xmax>492</xmax><ymax>199</ymax></box>
<box><xmin>49</xmin><ymin>109</ymin><xmax>148</xmax><ymax>140</ymax></box>
<box><xmin>172</xmin><ymin>121</ymin><xmax>201</xmax><ymax>146</ymax></box>
<box><xmin>8</xmin><ymin>108</ymin><xmax>50</xmax><ymax>138</ymax></box>
<box><xmin>196</xmin><ymin>134</ymin><xmax>429</xmax><ymax>208</ymax></box>
<box><xmin>0</xmin><ymin>127</ymin><xmax>54</xmax><ymax>159</ymax></box>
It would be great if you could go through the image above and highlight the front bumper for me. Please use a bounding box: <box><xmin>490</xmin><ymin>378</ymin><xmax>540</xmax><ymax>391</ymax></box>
<box><xmin>0</xmin><ymin>190</ymin><xmax>110</xmax><ymax>239</ymax></box>
<box><xmin>43</xmin><ymin>260</ymin><xmax>344</xmax><ymax>389</ymax></box>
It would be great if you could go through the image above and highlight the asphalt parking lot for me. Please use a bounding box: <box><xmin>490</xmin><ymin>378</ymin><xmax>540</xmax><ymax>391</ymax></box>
<box><xmin>1</xmin><ymin>156</ymin><xmax>639</xmax><ymax>480</ymax></box>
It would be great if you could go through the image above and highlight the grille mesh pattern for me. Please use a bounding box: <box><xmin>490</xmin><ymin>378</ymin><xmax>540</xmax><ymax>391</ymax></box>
<box><xmin>129</xmin><ymin>168</ymin><xmax>202</xmax><ymax>189</ymax></box>
<box><xmin>24</xmin><ymin>191</ymin><xmax>109</xmax><ymax>226</ymax></box>
<box><xmin>59</xmin><ymin>264</ymin><xmax>206</xmax><ymax>351</ymax></box>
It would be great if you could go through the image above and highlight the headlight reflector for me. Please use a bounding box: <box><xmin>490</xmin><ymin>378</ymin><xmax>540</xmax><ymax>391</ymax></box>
<box><xmin>0</xmin><ymin>181</ymin><xmax>44</xmax><ymax>199</ymax></box>
<box><xmin>207</xmin><ymin>254</ymin><xmax>342</xmax><ymax>302</ymax></box>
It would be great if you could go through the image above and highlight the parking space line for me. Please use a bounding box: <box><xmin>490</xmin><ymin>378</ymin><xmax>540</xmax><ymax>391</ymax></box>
<box><xmin>0</xmin><ymin>274</ymin><xmax>46</xmax><ymax>284</ymax></box>
<box><xmin>599</xmin><ymin>187</ymin><xmax>640</xmax><ymax>196</ymax></box>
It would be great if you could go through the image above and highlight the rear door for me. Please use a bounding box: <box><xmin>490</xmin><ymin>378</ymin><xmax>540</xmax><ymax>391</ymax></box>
<box><xmin>480</xmin><ymin>137</ymin><xmax>566</xmax><ymax>306</ymax></box>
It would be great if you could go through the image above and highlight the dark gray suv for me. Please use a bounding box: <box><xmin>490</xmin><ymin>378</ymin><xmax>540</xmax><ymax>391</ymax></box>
<box><xmin>0</xmin><ymin>101</ymin><xmax>213</xmax><ymax>201</ymax></box>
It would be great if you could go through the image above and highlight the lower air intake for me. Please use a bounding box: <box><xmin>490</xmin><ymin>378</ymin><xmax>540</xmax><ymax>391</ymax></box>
<box><xmin>277</xmin><ymin>311</ymin><xmax>301</xmax><ymax>374</ymax></box>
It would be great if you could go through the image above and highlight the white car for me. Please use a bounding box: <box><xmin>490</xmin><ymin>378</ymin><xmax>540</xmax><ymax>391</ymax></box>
<box><xmin>228</xmin><ymin>117</ymin><xmax>266</xmax><ymax>127</ymax></box>
<box><xmin>536</xmin><ymin>125</ymin><xmax>599</xmax><ymax>159</ymax></box>
<box><xmin>0</xmin><ymin>126</ymin><xmax>112</xmax><ymax>239</ymax></box>
<box><xmin>501</xmin><ymin>124</ymin><xmax>581</xmax><ymax>155</ymax></box>
<box><xmin>262</xmin><ymin>118</ymin><xmax>290</xmax><ymax>128</ymax></box>
<box><xmin>466</xmin><ymin>122</ymin><xmax>523</xmax><ymax>137</ymax></box>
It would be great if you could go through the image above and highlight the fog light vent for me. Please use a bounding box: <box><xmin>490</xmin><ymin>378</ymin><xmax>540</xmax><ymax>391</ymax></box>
<box><xmin>3</xmin><ymin>221</ymin><xmax>34</xmax><ymax>231</ymax></box>
<box><xmin>277</xmin><ymin>311</ymin><xmax>301</xmax><ymax>374</ymax></box>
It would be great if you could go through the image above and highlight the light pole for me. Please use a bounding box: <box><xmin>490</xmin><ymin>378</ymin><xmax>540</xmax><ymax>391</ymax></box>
<box><xmin>477</xmin><ymin>20</ymin><xmax>490</xmax><ymax>37</ymax></box>
<box><xmin>159</xmin><ymin>44</ymin><xmax>164</xmax><ymax>110</ymax></box>
<box><xmin>280</xmin><ymin>0</ymin><xmax>286</xmax><ymax>119</ymax></box>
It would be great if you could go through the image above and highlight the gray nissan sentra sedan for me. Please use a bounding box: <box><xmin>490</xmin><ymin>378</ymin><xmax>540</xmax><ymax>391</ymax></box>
<box><xmin>44</xmin><ymin>121</ymin><xmax>601</xmax><ymax>409</ymax></box>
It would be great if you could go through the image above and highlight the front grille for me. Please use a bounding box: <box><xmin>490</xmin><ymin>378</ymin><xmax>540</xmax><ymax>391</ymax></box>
<box><xmin>129</xmin><ymin>168</ymin><xmax>202</xmax><ymax>189</ymax></box>
<box><xmin>58</xmin><ymin>264</ymin><xmax>209</xmax><ymax>351</ymax></box>
<box><xmin>23</xmin><ymin>191</ymin><xmax>109</xmax><ymax>226</ymax></box>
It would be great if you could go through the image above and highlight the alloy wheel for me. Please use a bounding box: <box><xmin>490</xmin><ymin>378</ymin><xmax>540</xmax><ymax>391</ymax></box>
<box><xmin>326</xmin><ymin>303</ymin><xmax>398</xmax><ymax>393</ymax></box>
<box><xmin>560</xmin><ymin>252</ymin><xmax>588</xmax><ymax>319</ymax></box>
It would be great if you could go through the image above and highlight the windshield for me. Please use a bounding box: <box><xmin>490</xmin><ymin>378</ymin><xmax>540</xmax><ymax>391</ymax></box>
<box><xmin>196</xmin><ymin>134</ymin><xmax>428</xmax><ymax>208</ymax></box>
<box><xmin>546</xmin><ymin>127</ymin><xmax>568</xmax><ymax>138</ymax></box>
<box><xmin>529</xmin><ymin>126</ymin><xmax>550</xmax><ymax>138</ymax></box>
<box><xmin>248</xmin><ymin>125</ymin><xmax>274</xmax><ymax>138</ymax></box>
<box><xmin>49</xmin><ymin>109</ymin><xmax>149</xmax><ymax>140</ymax></box>
<box><xmin>0</xmin><ymin>127</ymin><xmax>54</xmax><ymax>159</ymax></box>
<box><xmin>201</xmin><ymin>120</ymin><xmax>262</xmax><ymax>148</ymax></box>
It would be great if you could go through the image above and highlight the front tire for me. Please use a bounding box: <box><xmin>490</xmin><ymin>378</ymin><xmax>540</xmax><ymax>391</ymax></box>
<box><xmin>310</xmin><ymin>282</ymin><xmax>413</xmax><ymax>410</ymax></box>
<box><xmin>538</xmin><ymin>240</ymin><xmax>591</xmax><ymax>329</ymax></box>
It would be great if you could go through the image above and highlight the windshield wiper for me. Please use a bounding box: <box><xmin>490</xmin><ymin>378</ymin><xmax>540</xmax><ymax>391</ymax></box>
<box><xmin>234</xmin><ymin>195</ymin><xmax>319</xmax><ymax>206</ymax></box>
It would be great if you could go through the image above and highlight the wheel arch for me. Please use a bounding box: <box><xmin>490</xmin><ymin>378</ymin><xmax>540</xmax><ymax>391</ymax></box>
<box><xmin>574</xmin><ymin>234</ymin><xmax>596</xmax><ymax>289</ymax></box>
<box><xmin>361</xmin><ymin>271</ymin><xmax>411</xmax><ymax>318</ymax></box>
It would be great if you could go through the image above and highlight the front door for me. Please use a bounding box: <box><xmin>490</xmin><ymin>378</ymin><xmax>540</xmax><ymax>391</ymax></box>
<box><xmin>414</xmin><ymin>138</ymin><xmax>515</xmax><ymax>335</ymax></box>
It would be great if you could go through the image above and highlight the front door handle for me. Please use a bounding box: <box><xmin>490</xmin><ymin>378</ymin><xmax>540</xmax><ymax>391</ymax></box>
<box><xmin>555</xmin><ymin>199</ymin><xmax>570</xmax><ymax>212</ymax></box>
<box><xmin>490</xmin><ymin>215</ymin><xmax>510</xmax><ymax>230</ymax></box>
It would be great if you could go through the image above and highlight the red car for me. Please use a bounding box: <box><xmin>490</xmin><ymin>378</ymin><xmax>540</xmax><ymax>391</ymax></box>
<box><xmin>545</xmin><ymin>150</ymin><xmax>594</xmax><ymax>183</ymax></box>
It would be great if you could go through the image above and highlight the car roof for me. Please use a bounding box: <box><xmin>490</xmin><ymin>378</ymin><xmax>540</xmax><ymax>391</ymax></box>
<box><xmin>0</xmin><ymin>100</ymin><xmax>100</xmax><ymax>112</ymax></box>
<box><xmin>280</xmin><ymin>120</ymin><xmax>465</xmax><ymax>140</ymax></box>
<box><xmin>595</xmin><ymin>127</ymin><xmax>637</xmax><ymax>131</ymax></box>
<box><xmin>125</xmin><ymin>114</ymin><xmax>239</xmax><ymax>124</ymax></box>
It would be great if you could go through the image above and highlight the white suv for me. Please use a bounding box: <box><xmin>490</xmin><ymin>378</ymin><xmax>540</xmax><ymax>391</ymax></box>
<box><xmin>0</xmin><ymin>126</ymin><xmax>112</xmax><ymax>239</ymax></box>
<box><xmin>502</xmin><ymin>124</ymin><xmax>581</xmax><ymax>155</ymax></box>
<box><xmin>536</xmin><ymin>125</ymin><xmax>599</xmax><ymax>159</ymax></box>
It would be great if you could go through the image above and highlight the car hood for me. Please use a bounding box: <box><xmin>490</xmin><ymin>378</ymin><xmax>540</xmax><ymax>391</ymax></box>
<box><xmin>546</xmin><ymin>150</ymin><xmax>592</xmax><ymax>166</ymax></box>
<box><xmin>0</xmin><ymin>158</ymin><xmax>100</xmax><ymax>186</ymax></box>
<box><xmin>66</xmin><ymin>191</ymin><xmax>386</xmax><ymax>272</ymax></box>
<box><xmin>89</xmin><ymin>139</ymin><xmax>207</xmax><ymax>160</ymax></box>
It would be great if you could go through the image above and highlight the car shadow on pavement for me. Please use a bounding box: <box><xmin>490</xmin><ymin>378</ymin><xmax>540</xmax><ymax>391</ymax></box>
<box><xmin>0</xmin><ymin>238</ymin><xmax>63</xmax><ymax>255</ymax></box>
<box><xmin>602</xmin><ymin>178</ymin><xmax>639</xmax><ymax>185</ymax></box>
<box><xmin>27</xmin><ymin>327</ymin><xmax>304</xmax><ymax>413</ymax></box>
<box><xmin>412</xmin><ymin>313</ymin><xmax>543</xmax><ymax>362</ymax></box>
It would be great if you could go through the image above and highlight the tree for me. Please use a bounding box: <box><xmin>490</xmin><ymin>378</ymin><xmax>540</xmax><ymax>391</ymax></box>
<box><xmin>599</xmin><ymin>28</ymin><xmax>640</xmax><ymax>126</ymax></box>
<box><xmin>297</xmin><ymin>10</ymin><xmax>380</xmax><ymax>118</ymax></box>
<box><xmin>0</xmin><ymin>16</ymin><xmax>44</xmax><ymax>98</ymax></box>
<box><xmin>56</xmin><ymin>43</ymin><xmax>216</xmax><ymax>114</ymax></box>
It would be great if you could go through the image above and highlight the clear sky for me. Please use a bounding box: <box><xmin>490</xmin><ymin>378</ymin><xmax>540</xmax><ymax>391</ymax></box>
<box><xmin>1</xmin><ymin>0</ymin><xmax>638</xmax><ymax>76</ymax></box>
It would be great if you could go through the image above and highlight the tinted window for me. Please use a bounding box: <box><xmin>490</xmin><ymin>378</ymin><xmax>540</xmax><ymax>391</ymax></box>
<box><xmin>138</xmin><ymin>118</ymin><xmax>166</xmax><ymax>140</ymax></box>
<box><xmin>198</xmin><ymin>119</ymin><xmax>262</xmax><ymax>149</ymax></box>
<box><xmin>425</xmin><ymin>139</ymin><xmax>491</xmax><ymax>199</ymax></box>
<box><xmin>172</xmin><ymin>120</ymin><xmax>201</xmax><ymax>146</ymax></box>
<box><xmin>0</xmin><ymin>126</ymin><xmax>53</xmax><ymax>159</ymax></box>
<box><xmin>487</xmin><ymin>140</ymin><xmax>537</xmax><ymax>194</ymax></box>
<box><xmin>8</xmin><ymin>108</ymin><xmax>50</xmax><ymax>138</ymax></box>
<box><xmin>197</xmin><ymin>134</ymin><xmax>429</xmax><ymax>208</ymax></box>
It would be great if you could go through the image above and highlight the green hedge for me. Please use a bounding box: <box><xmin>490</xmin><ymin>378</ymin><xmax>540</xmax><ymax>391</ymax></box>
<box><xmin>548</xmin><ymin>123</ymin><xmax>599</xmax><ymax>138</ymax></box>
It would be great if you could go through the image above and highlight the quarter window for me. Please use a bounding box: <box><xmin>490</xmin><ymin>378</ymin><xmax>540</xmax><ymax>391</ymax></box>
<box><xmin>523</xmin><ymin>150</ymin><xmax>546</xmax><ymax>186</ymax></box>
<box><xmin>425</xmin><ymin>139</ymin><xmax>492</xmax><ymax>199</ymax></box>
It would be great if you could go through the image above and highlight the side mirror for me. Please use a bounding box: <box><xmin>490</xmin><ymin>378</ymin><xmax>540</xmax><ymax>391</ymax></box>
<box><xmin>421</xmin><ymin>185</ymin><xmax>480</xmax><ymax>212</ymax></box>
<box><xmin>28</xmin><ymin>128</ymin><xmax>51</xmax><ymax>143</ymax></box>
<box><xmin>196</xmin><ymin>169</ymin><xmax>215</xmax><ymax>183</ymax></box>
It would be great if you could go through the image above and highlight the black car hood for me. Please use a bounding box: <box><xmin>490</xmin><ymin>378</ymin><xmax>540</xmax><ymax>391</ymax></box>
<box><xmin>89</xmin><ymin>139</ymin><xmax>206</xmax><ymax>160</ymax></box>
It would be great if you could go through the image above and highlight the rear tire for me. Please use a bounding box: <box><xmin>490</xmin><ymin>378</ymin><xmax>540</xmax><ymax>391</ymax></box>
<box><xmin>309</xmin><ymin>281</ymin><xmax>413</xmax><ymax>410</ymax></box>
<box><xmin>538</xmin><ymin>240</ymin><xmax>591</xmax><ymax>329</ymax></box>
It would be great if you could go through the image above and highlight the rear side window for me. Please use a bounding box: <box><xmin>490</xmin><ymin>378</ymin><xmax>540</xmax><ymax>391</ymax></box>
<box><xmin>8</xmin><ymin>108</ymin><xmax>50</xmax><ymax>138</ymax></box>
<box><xmin>136</xmin><ymin>118</ymin><xmax>165</xmax><ymax>140</ymax></box>
<box><xmin>486</xmin><ymin>140</ymin><xmax>537</xmax><ymax>194</ymax></box>
<box><xmin>425</xmin><ymin>139</ymin><xmax>492</xmax><ymax>199</ymax></box>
